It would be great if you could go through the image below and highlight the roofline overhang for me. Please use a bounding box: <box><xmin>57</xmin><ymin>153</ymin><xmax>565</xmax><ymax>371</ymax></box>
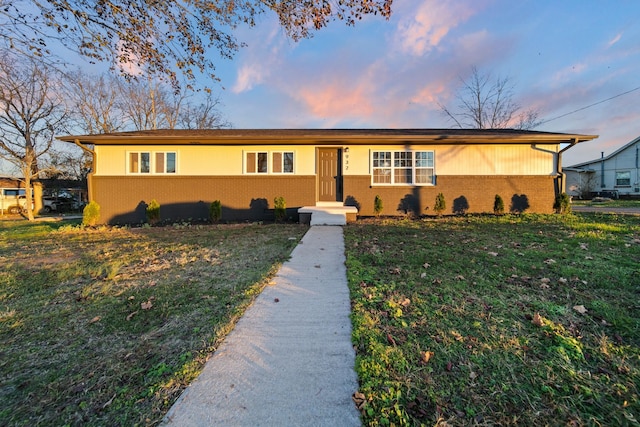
<box><xmin>57</xmin><ymin>129</ymin><xmax>599</xmax><ymax>146</ymax></box>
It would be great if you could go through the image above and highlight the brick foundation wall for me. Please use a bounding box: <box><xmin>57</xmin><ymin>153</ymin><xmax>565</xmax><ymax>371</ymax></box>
<box><xmin>90</xmin><ymin>174</ymin><xmax>557</xmax><ymax>224</ymax></box>
<box><xmin>92</xmin><ymin>175</ymin><xmax>316</xmax><ymax>224</ymax></box>
<box><xmin>344</xmin><ymin>175</ymin><xmax>557</xmax><ymax>216</ymax></box>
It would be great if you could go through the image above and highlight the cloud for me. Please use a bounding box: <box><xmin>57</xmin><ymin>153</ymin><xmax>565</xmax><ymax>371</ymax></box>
<box><xmin>231</xmin><ymin>20</ymin><xmax>285</xmax><ymax>93</ymax></box>
<box><xmin>607</xmin><ymin>33</ymin><xmax>622</xmax><ymax>48</ymax></box>
<box><xmin>393</xmin><ymin>0</ymin><xmax>483</xmax><ymax>56</ymax></box>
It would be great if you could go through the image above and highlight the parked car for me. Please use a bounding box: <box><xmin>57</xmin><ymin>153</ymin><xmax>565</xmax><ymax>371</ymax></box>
<box><xmin>42</xmin><ymin>197</ymin><xmax>57</xmax><ymax>213</ymax></box>
<box><xmin>0</xmin><ymin>188</ymin><xmax>32</xmax><ymax>214</ymax></box>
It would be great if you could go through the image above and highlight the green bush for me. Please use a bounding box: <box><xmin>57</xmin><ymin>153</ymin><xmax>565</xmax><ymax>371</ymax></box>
<box><xmin>146</xmin><ymin>199</ymin><xmax>161</xmax><ymax>225</ymax></box>
<box><xmin>553</xmin><ymin>192</ymin><xmax>572</xmax><ymax>214</ymax></box>
<box><xmin>493</xmin><ymin>194</ymin><xmax>505</xmax><ymax>215</ymax></box>
<box><xmin>82</xmin><ymin>201</ymin><xmax>100</xmax><ymax>226</ymax></box>
<box><xmin>374</xmin><ymin>195</ymin><xmax>383</xmax><ymax>216</ymax></box>
<box><xmin>434</xmin><ymin>192</ymin><xmax>446</xmax><ymax>216</ymax></box>
<box><xmin>274</xmin><ymin>196</ymin><xmax>286</xmax><ymax>222</ymax></box>
<box><xmin>209</xmin><ymin>200</ymin><xmax>222</xmax><ymax>223</ymax></box>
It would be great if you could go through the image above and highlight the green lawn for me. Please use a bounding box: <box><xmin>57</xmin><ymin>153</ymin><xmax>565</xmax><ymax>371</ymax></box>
<box><xmin>345</xmin><ymin>214</ymin><xmax>640</xmax><ymax>426</ymax></box>
<box><xmin>0</xmin><ymin>220</ymin><xmax>307</xmax><ymax>426</ymax></box>
<box><xmin>572</xmin><ymin>199</ymin><xmax>640</xmax><ymax>208</ymax></box>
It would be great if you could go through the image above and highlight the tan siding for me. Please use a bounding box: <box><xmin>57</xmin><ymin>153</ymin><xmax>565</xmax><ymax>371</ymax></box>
<box><xmin>95</xmin><ymin>145</ymin><xmax>317</xmax><ymax>176</ymax></box>
<box><xmin>345</xmin><ymin>144</ymin><xmax>558</xmax><ymax>176</ymax></box>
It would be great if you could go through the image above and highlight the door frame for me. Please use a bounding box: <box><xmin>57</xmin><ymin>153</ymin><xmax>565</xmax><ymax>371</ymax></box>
<box><xmin>316</xmin><ymin>147</ymin><xmax>343</xmax><ymax>202</ymax></box>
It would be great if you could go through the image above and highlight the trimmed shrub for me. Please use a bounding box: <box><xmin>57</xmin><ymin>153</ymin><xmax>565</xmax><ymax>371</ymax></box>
<box><xmin>374</xmin><ymin>195</ymin><xmax>383</xmax><ymax>216</ymax></box>
<box><xmin>493</xmin><ymin>194</ymin><xmax>505</xmax><ymax>215</ymax></box>
<box><xmin>274</xmin><ymin>196</ymin><xmax>286</xmax><ymax>222</ymax></box>
<box><xmin>210</xmin><ymin>200</ymin><xmax>222</xmax><ymax>223</ymax></box>
<box><xmin>146</xmin><ymin>199</ymin><xmax>161</xmax><ymax>225</ymax></box>
<box><xmin>82</xmin><ymin>201</ymin><xmax>100</xmax><ymax>226</ymax></box>
<box><xmin>553</xmin><ymin>192</ymin><xmax>572</xmax><ymax>214</ymax></box>
<box><xmin>434</xmin><ymin>192</ymin><xmax>446</xmax><ymax>216</ymax></box>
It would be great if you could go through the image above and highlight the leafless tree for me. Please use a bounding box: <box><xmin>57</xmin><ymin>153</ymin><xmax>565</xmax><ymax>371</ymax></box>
<box><xmin>178</xmin><ymin>93</ymin><xmax>232</xmax><ymax>130</ymax></box>
<box><xmin>65</xmin><ymin>72</ymin><xmax>125</xmax><ymax>134</ymax></box>
<box><xmin>440</xmin><ymin>66</ymin><xmax>541</xmax><ymax>130</ymax></box>
<box><xmin>1</xmin><ymin>0</ymin><xmax>392</xmax><ymax>88</ymax></box>
<box><xmin>0</xmin><ymin>54</ymin><xmax>68</xmax><ymax>220</ymax></box>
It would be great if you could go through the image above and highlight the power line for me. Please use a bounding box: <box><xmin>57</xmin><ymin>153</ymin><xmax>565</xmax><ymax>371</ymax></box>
<box><xmin>538</xmin><ymin>85</ymin><xmax>640</xmax><ymax>125</ymax></box>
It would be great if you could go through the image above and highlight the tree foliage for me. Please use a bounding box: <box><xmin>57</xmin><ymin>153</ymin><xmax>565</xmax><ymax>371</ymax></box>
<box><xmin>440</xmin><ymin>66</ymin><xmax>541</xmax><ymax>130</ymax></box>
<box><xmin>1</xmin><ymin>0</ymin><xmax>393</xmax><ymax>87</ymax></box>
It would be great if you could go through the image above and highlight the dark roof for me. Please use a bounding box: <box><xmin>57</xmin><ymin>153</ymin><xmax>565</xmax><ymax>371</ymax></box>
<box><xmin>58</xmin><ymin>128</ymin><xmax>598</xmax><ymax>146</ymax></box>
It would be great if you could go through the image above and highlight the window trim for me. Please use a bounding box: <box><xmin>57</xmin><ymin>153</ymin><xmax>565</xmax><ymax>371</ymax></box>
<box><xmin>615</xmin><ymin>170</ymin><xmax>631</xmax><ymax>187</ymax></box>
<box><xmin>244</xmin><ymin>150</ymin><xmax>295</xmax><ymax>174</ymax></box>
<box><xmin>127</xmin><ymin>151</ymin><xmax>177</xmax><ymax>175</ymax></box>
<box><xmin>371</xmin><ymin>150</ymin><xmax>435</xmax><ymax>186</ymax></box>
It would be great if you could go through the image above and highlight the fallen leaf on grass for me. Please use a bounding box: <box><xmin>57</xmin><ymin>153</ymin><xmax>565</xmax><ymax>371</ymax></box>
<box><xmin>126</xmin><ymin>311</ymin><xmax>139</xmax><ymax>321</ymax></box>
<box><xmin>544</xmin><ymin>259</ymin><xmax>556</xmax><ymax>264</ymax></box>
<box><xmin>455</xmin><ymin>275</ymin><xmax>465</xmax><ymax>281</ymax></box>
<box><xmin>400</xmin><ymin>297</ymin><xmax>411</xmax><ymax>307</ymax></box>
<box><xmin>390</xmin><ymin>267</ymin><xmax>401</xmax><ymax>275</ymax></box>
<box><xmin>487</xmin><ymin>251</ymin><xmax>498</xmax><ymax>257</ymax></box>
<box><xmin>420</xmin><ymin>272</ymin><xmax>427</xmax><ymax>278</ymax></box>
<box><xmin>386</xmin><ymin>333</ymin><xmax>396</xmax><ymax>346</ymax></box>
<box><xmin>573</xmin><ymin>305</ymin><xmax>588</xmax><ymax>314</ymax></box>
<box><xmin>532</xmin><ymin>312</ymin><xmax>544</xmax><ymax>327</ymax></box>
<box><xmin>423</xmin><ymin>262</ymin><xmax>431</xmax><ymax>268</ymax></box>
<box><xmin>89</xmin><ymin>316</ymin><xmax>101</xmax><ymax>324</ymax></box>
<box><xmin>421</xmin><ymin>351</ymin><xmax>434</xmax><ymax>364</ymax></box>
<box><xmin>446</xmin><ymin>361</ymin><xmax>453</xmax><ymax>371</ymax></box>
<box><xmin>141</xmin><ymin>300</ymin><xmax>153</xmax><ymax>310</ymax></box>
<box><xmin>352</xmin><ymin>392</ymin><xmax>366</xmax><ymax>410</ymax></box>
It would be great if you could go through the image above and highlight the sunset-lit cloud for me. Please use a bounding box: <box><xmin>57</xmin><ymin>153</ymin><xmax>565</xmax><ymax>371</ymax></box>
<box><xmin>215</xmin><ymin>1</ymin><xmax>640</xmax><ymax>165</ymax></box>
<box><xmin>393</xmin><ymin>0</ymin><xmax>484</xmax><ymax>56</ymax></box>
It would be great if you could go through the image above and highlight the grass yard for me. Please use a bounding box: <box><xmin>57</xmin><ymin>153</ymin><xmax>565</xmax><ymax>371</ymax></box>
<box><xmin>0</xmin><ymin>220</ymin><xmax>307</xmax><ymax>426</ymax></box>
<box><xmin>345</xmin><ymin>213</ymin><xmax>640</xmax><ymax>426</ymax></box>
<box><xmin>572</xmin><ymin>199</ymin><xmax>640</xmax><ymax>208</ymax></box>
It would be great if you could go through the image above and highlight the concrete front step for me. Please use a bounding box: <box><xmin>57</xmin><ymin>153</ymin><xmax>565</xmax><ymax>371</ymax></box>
<box><xmin>298</xmin><ymin>205</ymin><xmax>358</xmax><ymax>226</ymax></box>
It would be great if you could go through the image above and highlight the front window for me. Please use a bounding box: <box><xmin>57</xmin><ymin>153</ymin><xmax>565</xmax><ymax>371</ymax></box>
<box><xmin>272</xmin><ymin>152</ymin><xmax>294</xmax><ymax>173</ymax></box>
<box><xmin>155</xmin><ymin>152</ymin><xmax>177</xmax><ymax>174</ymax></box>
<box><xmin>129</xmin><ymin>151</ymin><xmax>176</xmax><ymax>174</ymax></box>
<box><xmin>129</xmin><ymin>152</ymin><xmax>150</xmax><ymax>174</ymax></box>
<box><xmin>245</xmin><ymin>151</ymin><xmax>294</xmax><ymax>174</ymax></box>
<box><xmin>372</xmin><ymin>150</ymin><xmax>434</xmax><ymax>185</ymax></box>
<box><xmin>616</xmin><ymin>171</ymin><xmax>631</xmax><ymax>186</ymax></box>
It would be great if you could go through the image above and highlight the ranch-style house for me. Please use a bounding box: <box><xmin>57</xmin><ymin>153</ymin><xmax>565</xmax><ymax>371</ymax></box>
<box><xmin>58</xmin><ymin>129</ymin><xmax>597</xmax><ymax>224</ymax></box>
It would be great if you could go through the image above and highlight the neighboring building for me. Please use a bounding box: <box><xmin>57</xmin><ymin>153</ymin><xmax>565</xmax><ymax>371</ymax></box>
<box><xmin>58</xmin><ymin>129</ymin><xmax>597</xmax><ymax>224</ymax></box>
<box><xmin>565</xmin><ymin>135</ymin><xmax>640</xmax><ymax>199</ymax></box>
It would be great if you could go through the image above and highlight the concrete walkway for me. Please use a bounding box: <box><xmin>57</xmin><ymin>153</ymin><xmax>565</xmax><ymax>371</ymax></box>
<box><xmin>161</xmin><ymin>226</ymin><xmax>361</xmax><ymax>426</ymax></box>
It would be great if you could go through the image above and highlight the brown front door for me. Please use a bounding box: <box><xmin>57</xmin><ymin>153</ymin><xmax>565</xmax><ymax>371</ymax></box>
<box><xmin>318</xmin><ymin>148</ymin><xmax>341</xmax><ymax>202</ymax></box>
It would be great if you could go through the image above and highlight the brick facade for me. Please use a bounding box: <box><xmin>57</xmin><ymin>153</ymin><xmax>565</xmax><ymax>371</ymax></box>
<box><xmin>92</xmin><ymin>175</ymin><xmax>316</xmax><ymax>224</ymax></box>
<box><xmin>93</xmin><ymin>174</ymin><xmax>556</xmax><ymax>224</ymax></box>
<box><xmin>344</xmin><ymin>175</ymin><xmax>556</xmax><ymax>216</ymax></box>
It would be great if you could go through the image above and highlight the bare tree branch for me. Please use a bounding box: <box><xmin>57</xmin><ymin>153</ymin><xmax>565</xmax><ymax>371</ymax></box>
<box><xmin>440</xmin><ymin>66</ymin><xmax>542</xmax><ymax>130</ymax></box>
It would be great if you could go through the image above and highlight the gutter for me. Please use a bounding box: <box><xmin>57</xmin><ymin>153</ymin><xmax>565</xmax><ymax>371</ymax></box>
<box><xmin>553</xmin><ymin>138</ymin><xmax>580</xmax><ymax>197</ymax></box>
<box><xmin>73</xmin><ymin>139</ymin><xmax>96</xmax><ymax>203</ymax></box>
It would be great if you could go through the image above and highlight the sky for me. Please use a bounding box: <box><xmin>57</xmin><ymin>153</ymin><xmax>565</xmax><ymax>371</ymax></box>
<box><xmin>2</xmin><ymin>0</ymin><xmax>638</xmax><ymax>177</ymax></box>
<box><xmin>201</xmin><ymin>0</ymin><xmax>640</xmax><ymax>166</ymax></box>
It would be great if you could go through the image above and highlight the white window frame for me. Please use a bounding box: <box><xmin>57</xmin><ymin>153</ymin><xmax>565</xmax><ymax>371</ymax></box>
<box><xmin>154</xmin><ymin>152</ymin><xmax>177</xmax><ymax>174</ymax></box>
<box><xmin>244</xmin><ymin>151</ymin><xmax>295</xmax><ymax>174</ymax></box>
<box><xmin>271</xmin><ymin>151</ymin><xmax>295</xmax><ymax>174</ymax></box>
<box><xmin>371</xmin><ymin>150</ymin><xmax>435</xmax><ymax>186</ymax></box>
<box><xmin>615</xmin><ymin>171</ymin><xmax>631</xmax><ymax>187</ymax></box>
<box><xmin>128</xmin><ymin>151</ymin><xmax>177</xmax><ymax>175</ymax></box>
